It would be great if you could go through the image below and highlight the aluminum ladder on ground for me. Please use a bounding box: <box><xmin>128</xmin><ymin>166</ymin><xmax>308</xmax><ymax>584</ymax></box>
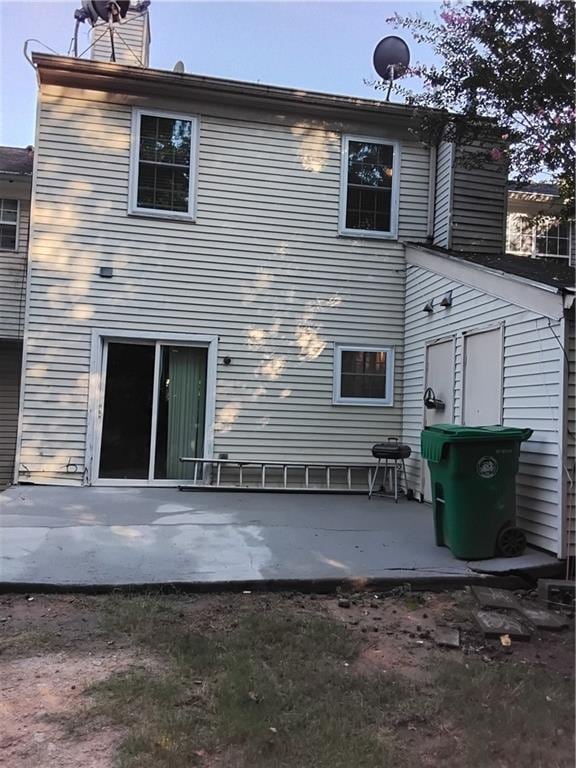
<box><xmin>178</xmin><ymin>457</ymin><xmax>378</xmax><ymax>493</ymax></box>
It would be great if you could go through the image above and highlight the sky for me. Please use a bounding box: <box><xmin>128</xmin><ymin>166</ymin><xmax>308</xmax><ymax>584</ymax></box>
<box><xmin>0</xmin><ymin>0</ymin><xmax>442</xmax><ymax>147</ymax></box>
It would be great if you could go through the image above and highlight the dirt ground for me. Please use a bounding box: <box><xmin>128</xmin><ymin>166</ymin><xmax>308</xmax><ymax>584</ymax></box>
<box><xmin>0</xmin><ymin>589</ymin><xmax>573</xmax><ymax>768</ymax></box>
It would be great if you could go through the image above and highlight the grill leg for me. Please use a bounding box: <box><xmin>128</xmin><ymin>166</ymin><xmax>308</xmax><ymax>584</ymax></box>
<box><xmin>394</xmin><ymin>459</ymin><xmax>398</xmax><ymax>503</ymax></box>
<box><xmin>401</xmin><ymin>459</ymin><xmax>408</xmax><ymax>498</ymax></box>
<box><xmin>368</xmin><ymin>458</ymin><xmax>381</xmax><ymax>499</ymax></box>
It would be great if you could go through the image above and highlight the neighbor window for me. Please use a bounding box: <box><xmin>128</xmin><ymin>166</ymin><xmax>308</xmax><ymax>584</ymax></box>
<box><xmin>130</xmin><ymin>109</ymin><xmax>197</xmax><ymax>218</ymax></box>
<box><xmin>506</xmin><ymin>213</ymin><xmax>573</xmax><ymax>259</ymax></box>
<box><xmin>339</xmin><ymin>137</ymin><xmax>398</xmax><ymax>237</ymax></box>
<box><xmin>0</xmin><ymin>199</ymin><xmax>18</xmax><ymax>250</ymax></box>
<box><xmin>333</xmin><ymin>344</ymin><xmax>394</xmax><ymax>405</ymax></box>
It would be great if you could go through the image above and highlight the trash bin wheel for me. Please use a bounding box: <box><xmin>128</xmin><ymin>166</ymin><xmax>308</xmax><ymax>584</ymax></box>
<box><xmin>496</xmin><ymin>525</ymin><xmax>526</xmax><ymax>557</ymax></box>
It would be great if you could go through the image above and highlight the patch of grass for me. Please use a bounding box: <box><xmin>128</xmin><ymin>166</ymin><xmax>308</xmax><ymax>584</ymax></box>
<box><xmin>0</xmin><ymin>628</ymin><xmax>63</xmax><ymax>655</ymax></box>
<box><xmin>432</xmin><ymin>658</ymin><xmax>575</xmax><ymax>768</ymax></box>
<box><xmin>87</xmin><ymin>598</ymin><xmax>430</xmax><ymax>768</ymax></box>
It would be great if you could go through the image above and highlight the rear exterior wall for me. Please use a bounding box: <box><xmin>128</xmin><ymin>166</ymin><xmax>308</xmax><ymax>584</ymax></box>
<box><xmin>17</xmin><ymin>84</ymin><xmax>432</xmax><ymax>484</ymax></box>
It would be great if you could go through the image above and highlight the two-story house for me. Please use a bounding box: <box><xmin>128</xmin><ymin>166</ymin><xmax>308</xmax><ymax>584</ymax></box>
<box><xmin>4</xmin><ymin>4</ymin><xmax>574</xmax><ymax>559</ymax></box>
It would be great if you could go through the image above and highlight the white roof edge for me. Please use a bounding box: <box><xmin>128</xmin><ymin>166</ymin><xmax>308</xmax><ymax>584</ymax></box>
<box><xmin>405</xmin><ymin>242</ymin><xmax>561</xmax><ymax>294</ymax></box>
<box><xmin>403</xmin><ymin>242</ymin><xmax>565</xmax><ymax>321</ymax></box>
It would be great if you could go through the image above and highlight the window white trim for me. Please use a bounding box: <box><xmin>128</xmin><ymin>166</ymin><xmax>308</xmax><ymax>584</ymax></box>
<box><xmin>0</xmin><ymin>198</ymin><xmax>20</xmax><ymax>252</ymax></box>
<box><xmin>128</xmin><ymin>107</ymin><xmax>199</xmax><ymax>221</ymax></box>
<box><xmin>332</xmin><ymin>343</ymin><xmax>395</xmax><ymax>406</ymax></box>
<box><xmin>338</xmin><ymin>135</ymin><xmax>400</xmax><ymax>240</ymax></box>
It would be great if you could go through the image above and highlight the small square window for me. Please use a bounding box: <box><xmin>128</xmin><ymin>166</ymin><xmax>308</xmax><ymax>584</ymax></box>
<box><xmin>333</xmin><ymin>344</ymin><xmax>394</xmax><ymax>405</ymax></box>
<box><xmin>339</xmin><ymin>136</ymin><xmax>398</xmax><ymax>238</ymax></box>
<box><xmin>0</xmin><ymin>199</ymin><xmax>18</xmax><ymax>250</ymax></box>
<box><xmin>129</xmin><ymin>109</ymin><xmax>198</xmax><ymax>219</ymax></box>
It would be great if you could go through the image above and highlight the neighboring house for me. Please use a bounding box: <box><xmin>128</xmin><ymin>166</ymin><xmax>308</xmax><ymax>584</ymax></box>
<box><xmin>3</xmin><ymin>5</ymin><xmax>574</xmax><ymax>558</ymax></box>
<box><xmin>506</xmin><ymin>183</ymin><xmax>575</xmax><ymax>265</ymax></box>
<box><xmin>0</xmin><ymin>146</ymin><xmax>32</xmax><ymax>487</ymax></box>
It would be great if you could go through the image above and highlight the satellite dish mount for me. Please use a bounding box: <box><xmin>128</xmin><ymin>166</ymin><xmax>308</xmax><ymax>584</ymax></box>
<box><xmin>72</xmin><ymin>0</ymin><xmax>150</xmax><ymax>61</ymax></box>
<box><xmin>372</xmin><ymin>35</ymin><xmax>411</xmax><ymax>101</ymax></box>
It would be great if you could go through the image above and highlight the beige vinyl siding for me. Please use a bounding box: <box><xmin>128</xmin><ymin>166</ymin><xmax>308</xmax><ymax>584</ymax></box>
<box><xmin>451</xmin><ymin>147</ymin><xmax>507</xmax><ymax>254</ymax></box>
<box><xmin>19</xmin><ymin>86</ymin><xmax>432</xmax><ymax>483</ymax></box>
<box><xmin>402</xmin><ymin>264</ymin><xmax>564</xmax><ymax>555</ymax></box>
<box><xmin>0</xmin><ymin>189</ymin><xmax>30</xmax><ymax>339</ymax></box>
<box><xmin>565</xmin><ymin>322</ymin><xmax>575</xmax><ymax>556</ymax></box>
<box><xmin>0</xmin><ymin>340</ymin><xmax>22</xmax><ymax>487</ymax></box>
<box><xmin>91</xmin><ymin>9</ymin><xmax>150</xmax><ymax>66</ymax></box>
<box><xmin>433</xmin><ymin>141</ymin><xmax>454</xmax><ymax>248</ymax></box>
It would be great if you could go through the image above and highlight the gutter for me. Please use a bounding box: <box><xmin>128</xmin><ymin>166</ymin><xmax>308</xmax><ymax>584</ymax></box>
<box><xmin>31</xmin><ymin>53</ymin><xmax>421</xmax><ymax>123</ymax></box>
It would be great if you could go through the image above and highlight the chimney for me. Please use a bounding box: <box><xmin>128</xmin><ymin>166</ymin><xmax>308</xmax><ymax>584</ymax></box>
<box><xmin>90</xmin><ymin>1</ymin><xmax>151</xmax><ymax>67</ymax></box>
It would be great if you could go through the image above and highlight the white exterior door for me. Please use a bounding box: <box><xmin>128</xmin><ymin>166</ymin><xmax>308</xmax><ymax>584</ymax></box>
<box><xmin>422</xmin><ymin>338</ymin><xmax>455</xmax><ymax>500</ymax></box>
<box><xmin>462</xmin><ymin>327</ymin><xmax>503</xmax><ymax>426</ymax></box>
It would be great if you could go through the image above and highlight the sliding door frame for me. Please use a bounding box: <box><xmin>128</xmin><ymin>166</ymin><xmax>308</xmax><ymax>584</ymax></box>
<box><xmin>86</xmin><ymin>329</ymin><xmax>218</xmax><ymax>486</ymax></box>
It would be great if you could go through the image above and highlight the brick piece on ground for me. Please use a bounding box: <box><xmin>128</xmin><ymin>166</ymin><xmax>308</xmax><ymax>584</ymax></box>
<box><xmin>470</xmin><ymin>586</ymin><xmax>521</xmax><ymax>610</ymax></box>
<box><xmin>434</xmin><ymin>626</ymin><xmax>460</xmax><ymax>649</ymax></box>
<box><xmin>474</xmin><ymin>610</ymin><xmax>531</xmax><ymax>640</ymax></box>
<box><xmin>537</xmin><ymin>579</ymin><xmax>576</xmax><ymax>609</ymax></box>
<box><xmin>517</xmin><ymin>605</ymin><xmax>569</xmax><ymax>631</ymax></box>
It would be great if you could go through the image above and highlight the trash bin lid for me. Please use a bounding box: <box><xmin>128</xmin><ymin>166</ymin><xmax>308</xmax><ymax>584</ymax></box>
<box><xmin>421</xmin><ymin>424</ymin><xmax>533</xmax><ymax>463</ymax></box>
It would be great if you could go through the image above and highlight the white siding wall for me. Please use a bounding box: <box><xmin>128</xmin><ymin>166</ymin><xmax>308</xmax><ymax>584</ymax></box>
<box><xmin>432</xmin><ymin>141</ymin><xmax>453</xmax><ymax>248</ymax></box>
<box><xmin>402</xmin><ymin>264</ymin><xmax>565</xmax><ymax>555</ymax></box>
<box><xmin>18</xmin><ymin>86</ymin><xmax>432</xmax><ymax>484</ymax></box>
<box><xmin>451</xmin><ymin>147</ymin><xmax>507</xmax><ymax>254</ymax></box>
<box><xmin>0</xmin><ymin>182</ymin><xmax>30</xmax><ymax>339</ymax></box>
<box><xmin>0</xmin><ymin>341</ymin><xmax>22</xmax><ymax>486</ymax></box>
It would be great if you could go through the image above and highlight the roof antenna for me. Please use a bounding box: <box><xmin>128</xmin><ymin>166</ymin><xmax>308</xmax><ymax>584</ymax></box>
<box><xmin>72</xmin><ymin>1</ymin><xmax>150</xmax><ymax>60</ymax></box>
<box><xmin>372</xmin><ymin>35</ymin><xmax>410</xmax><ymax>101</ymax></box>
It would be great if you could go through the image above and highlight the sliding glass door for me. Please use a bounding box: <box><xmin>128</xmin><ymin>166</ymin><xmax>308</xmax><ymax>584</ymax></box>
<box><xmin>98</xmin><ymin>340</ymin><xmax>208</xmax><ymax>481</ymax></box>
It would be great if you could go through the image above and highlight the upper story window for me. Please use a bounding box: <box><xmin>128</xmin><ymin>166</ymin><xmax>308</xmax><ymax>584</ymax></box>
<box><xmin>333</xmin><ymin>344</ymin><xmax>395</xmax><ymax>406</ymax></box>
<box><xmin>0</xmin><ymin>199</ymin><xmax>18</xmax><ymax>250</ymax></box>
<box><xmin>506</xmin><ymin>213</ymin><xmax>573</xmax><ymax>259</ymax></box>
<box><xmin>129</xmin><ymin>109</ymin><xmax>198</xmax><ymax>219</ymax></box>
<box><xmin>339</xmin><ymin>136</ymin><xmax>399</xmax><ymax>239</ymax></box>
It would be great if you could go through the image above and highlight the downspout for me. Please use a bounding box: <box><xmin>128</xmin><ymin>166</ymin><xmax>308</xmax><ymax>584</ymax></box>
<box><xmin>426</xmin><ymin>143</ymin><xmax>438</xmax><ymax>242</ymax></box>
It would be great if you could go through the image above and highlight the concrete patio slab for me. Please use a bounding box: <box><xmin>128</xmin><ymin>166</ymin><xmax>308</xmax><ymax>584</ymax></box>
<box><xmin>0</xmin><ymin>486</ymin><xmax>560</xmax><ymax>589</ymax></box>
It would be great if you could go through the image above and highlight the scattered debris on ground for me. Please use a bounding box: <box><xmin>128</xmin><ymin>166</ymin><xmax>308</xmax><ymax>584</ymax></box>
<box><xmin>0</xmin><ymin>587</ymin><xmax>573</xmax><ymax>768</ymax></box>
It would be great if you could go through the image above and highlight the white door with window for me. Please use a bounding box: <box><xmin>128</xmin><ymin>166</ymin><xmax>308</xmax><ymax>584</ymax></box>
<box><xmin>422</xmin><ymin>338</ymin><xmax>455</xmax><ymax>501</ymax></box>
<box><xmin>462</xmin><ymin>327</ymin><xmax>503</xmax><ymax>426</ymax></box>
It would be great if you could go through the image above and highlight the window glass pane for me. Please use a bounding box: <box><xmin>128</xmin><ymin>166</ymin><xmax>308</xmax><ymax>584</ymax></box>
<box><xmin>0</xmin><ymin>223</ymin><xmax>16</xmax><ymax>249</ymax></box>
<box><xmin>137</xmin><ymin>115</ymin><xmax>192</xmax><ymax>213</ymax></box>
<box><xmin>99</xmin><ymin>343</ymin><xmax>155</xmax><ymax>479</ymax></box>
<box><xmin>345</xmin><ymin>141</ymin><xmax>393</xmax><ymax>232</ymax></box>
<box><xmin>536</xmin><ymin>219</ymin><xmax>571</xmax><ymax>257</ymax></box>
<box><xmin>154</xmin><ymin>346</ymin><xmax>208</xmax><ymax>479</ymax></box>
<box><xmin>340</xmin><ymin>350</ymin><xmax>388</xmax><ymax>399</ymax></box>
<box><xmin>137</xmin><ymin>163</ymin><xmax>189</xmax><ymax>212</ymax></box>
<box><xmin>139</xmin><ymin>116</ymin><xmax>191</xmax><ymax>165</ymax></box>
<box><xmin>506</xmin><ymin>214</ymin><xmax>532</xmax><ymax>254</ymax></box>
<box><xmin>1</xmin><ymin>199</ymin><xmax>18</xmax><ymax>213</ymax></box>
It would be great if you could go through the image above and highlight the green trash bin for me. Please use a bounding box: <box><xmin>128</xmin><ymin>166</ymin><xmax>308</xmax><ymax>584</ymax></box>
<box><xmin>421</xmin><ymin>424</ymin><xmax>533</xmax><ymax>560</ymax></box>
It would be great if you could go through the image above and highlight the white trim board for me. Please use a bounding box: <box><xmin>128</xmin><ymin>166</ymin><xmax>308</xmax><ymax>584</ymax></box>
<box><xmin>404</xmin><ymin>244</ymin><xmax>565</xmax><ymax>320</ymax></box>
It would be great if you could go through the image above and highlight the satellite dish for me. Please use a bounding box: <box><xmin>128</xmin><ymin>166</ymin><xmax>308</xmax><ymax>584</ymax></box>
<box><xmin>81</xmin><ymin>0</ymin><xmax>130</xmax><ymax>25</ymax></box>
<box><xmin>373</xmin><ymin>36</ymin><xmax>410</xmax><ymax>81</ymax></box>
<box><xmin>173</xmin><ymin>60</ymin><xmax>185</xmax><ymax>73</ymax></box>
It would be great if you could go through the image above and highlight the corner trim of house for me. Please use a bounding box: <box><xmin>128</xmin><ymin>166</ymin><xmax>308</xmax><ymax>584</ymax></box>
<box><xmin>404</xmin><ymin>244</ymin><xmax>564</xmax><ymax>321</ymax></box>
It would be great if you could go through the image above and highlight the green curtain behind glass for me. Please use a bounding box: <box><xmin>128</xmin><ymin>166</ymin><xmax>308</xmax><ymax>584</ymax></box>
<box><xmin>165</xmin><ymin>346</ymin><xmax>207</xmax><ymax>480</ymax></box>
